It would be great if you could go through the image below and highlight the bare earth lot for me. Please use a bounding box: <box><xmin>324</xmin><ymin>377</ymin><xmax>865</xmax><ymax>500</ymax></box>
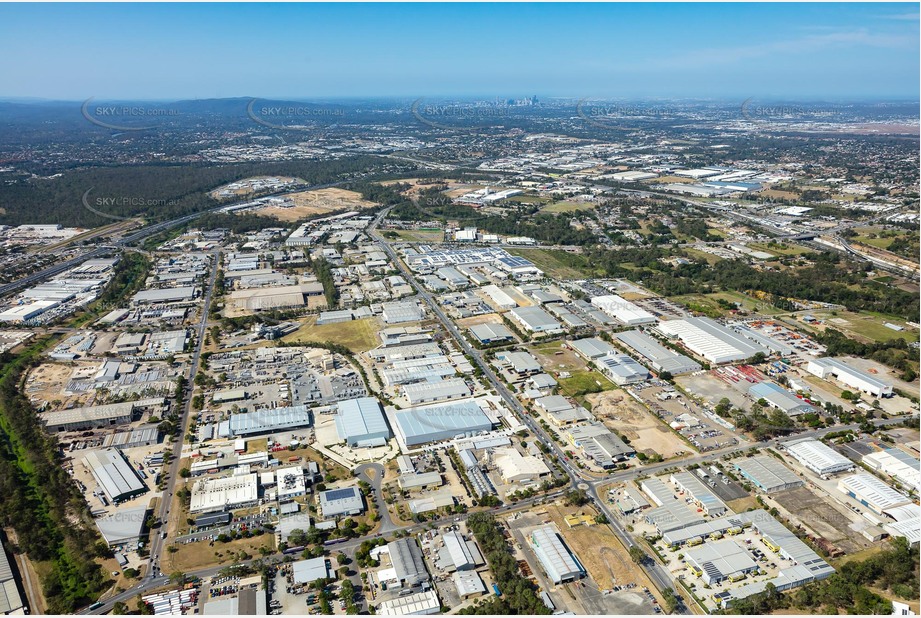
<box><xmin>771</xmin><ymin>486</ymin><xmax>868</xmax><ymax>555</ymax></box>
<box><xmin>587</xmin><ymin>391</ymin><xmax>689</xmax><ymax>459</ymax></box>
<box><xmin>260</xmin><ymin>188</ymin><xmax>376</xmax><ymax>221</ymax></box>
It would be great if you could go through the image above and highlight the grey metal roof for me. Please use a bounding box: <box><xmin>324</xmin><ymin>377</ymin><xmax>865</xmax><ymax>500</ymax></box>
<box><xmin>393</xmin><ymin>399</ymin><xmax>493</xmax><ymax>445</ymax></box>
<box><xmin>335</xmin><ymin>397</ymin><xmax>390</xmax><ymax>442</ymax></box>
<box><xmin>319</xmin><ymin>486</ymin><xmax>364</xmax><ymax>516</ymax></box>
<box><xmin>469</xmin><ymin>323</ymin><xmax>513</xmax><ymax>342</ymax></box>
<box><xmin>749</xmin><ymin>382</ymin><xmax>816</xmax><ymax>416</ymax></box>
<box><xmin>530</xmin><ymin>526</ymin><xmax>583</xmax><ymax>583</ymax></box>
<box><xmin>569</xmin><ymin>337</ymin><xmax>616</xmax><ymax>359</ymax></box>
<box><xmin>84</xmin><ymin>448</ymin><xmax>146</xmax><ymax>502</ymax></box>
<box><xmin>733</xmin><ymin>456</ymin><xmax>803</xmax><ymax>493</ymax></box>
<box><xmin>388</xmin><ymin>538</ymin><xmax>428</xmax><ymax>584</ymax></box>
<box><xmin>614</xmin><ymin>330</ymin><xmax>701</xmax><ymax>375</ymax></box>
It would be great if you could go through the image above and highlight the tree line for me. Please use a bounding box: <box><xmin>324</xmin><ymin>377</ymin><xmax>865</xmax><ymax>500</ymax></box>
<box><xmin>459</xmin><ymin>513</ymin><xmax>551</xmax><ymax>615</ymax></box>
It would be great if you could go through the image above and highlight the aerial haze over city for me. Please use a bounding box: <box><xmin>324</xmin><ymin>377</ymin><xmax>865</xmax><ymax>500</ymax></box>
<box><xmin>0</xmin><ymin>2</ymin><xmax>918</xmax><ymax>617</ymax></box>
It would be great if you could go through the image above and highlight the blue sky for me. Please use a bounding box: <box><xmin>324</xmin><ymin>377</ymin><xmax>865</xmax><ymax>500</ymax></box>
<box><xmin>0</xmin><ymin>3</ymin><xmax>917</xmax><ymax>101</ymax></box>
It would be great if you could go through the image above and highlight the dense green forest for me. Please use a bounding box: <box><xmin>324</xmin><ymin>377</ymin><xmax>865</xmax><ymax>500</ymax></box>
<box><xmin>723</xmin><ymin>537</ymin><xmax>918</xmax><ymax>615</ymax></box>
<box><xmin>586</xmin><ymin>248</ymin><xmax>920</xmax><ymax>321</ymax></box>
<box><xmin>364</xmin><ymin>183</ymin><xmax>599</xmax><ymax>246</ymax></box>
<box><xmin>459</xmin><ymin>513</ymin><xmax>551</xmax><ymax>615</ymax></box>
<box><xmin>0</xmin><ymin>341</ymin><xmax>109</xmax><ymax>612</ymax></box>
<box><xmin>0</xmin><ymin>253</ymin><xmax>170</xmax><ymax>612</ymax></box>
<box><xmin>0</xmin><ymin>155</ymin><xmax>399</xmax><ymax>227</ymax></box>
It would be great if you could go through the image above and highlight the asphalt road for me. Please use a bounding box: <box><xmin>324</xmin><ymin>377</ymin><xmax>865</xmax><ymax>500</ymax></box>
<box><xmin>80</xmin><ymin>205</ymin><xmax>917</xmax><ymax>615</ymax></box>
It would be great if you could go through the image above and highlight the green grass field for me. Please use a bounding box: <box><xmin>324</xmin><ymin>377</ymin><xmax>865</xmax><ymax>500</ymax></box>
<box><xmin>812</xmin><ymin>310</ymin><xmax>919</xmax><ymax>343</ymax></box>
<box><xmin>671</xmin><ymin>291</ymin><xmax>786</xmax><ymax>317</ymax></box>
<box><xmin>389</xmin><ymin>229</ymin><xmax>445</xmax><ymax>243</ymax></box>
<box><xmin>747</xmin><ymin>241</ymin><xmax>810</xmax><ymax>256</ymax></box>
<box><xmin>558</xmin><ymin>370</ymin><xmax>615</xmax><ymax>398</ymax></box>
<box><xmin>507</xmin><ymin>247</ymin><xmax>597</xmax><ymax>279</ymax></box>
<box><xmin>282</xmin><ymin>316</ymin><xmax>381</xmax><ymax>352</ymax></box>
<box><xmin>684</xmin><ymin>248</ymin><xmax>723</xmax><ymax>265</ymax></box>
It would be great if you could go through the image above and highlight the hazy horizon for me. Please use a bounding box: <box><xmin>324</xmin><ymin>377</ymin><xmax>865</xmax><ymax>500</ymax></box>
<box><xmin>0</xmin><ymin>3</ymin><xmax>918</xmax><ymax>100</ymax></box>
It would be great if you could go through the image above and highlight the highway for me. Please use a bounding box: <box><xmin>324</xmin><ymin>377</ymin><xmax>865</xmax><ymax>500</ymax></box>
<box><xmin>368</xmin><ymin>208</ymin><xmax>688</xmax><ymax>610</ymax></box>
<box><xmin>0</xmin><ymin>182</ymin><xmax>349</xmax><ymax>300</ymax></box>
<box><xmin>146</xmin><ymin>248</ymin><xmax>222</xmax><ymax>582</ymax></box>
<box><xmin>80</xmin><ymin>205</ymin><xmax>915</xmax><ymax>615</ymax></box>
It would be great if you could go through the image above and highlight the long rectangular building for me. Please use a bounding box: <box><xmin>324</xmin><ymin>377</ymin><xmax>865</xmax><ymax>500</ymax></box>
<box><xmin>749</xmin><ymin>382</ymin><xmax>816</xmax><ymax>417</ymax></box>
<box><xmin>725</xmin><ymin>509</ymin><xmax>835</xmax><ymax>603</ymax></box>
<box><xmin>190</xmin><ymin>474</ymin><xmax>259</xmax><ymax>513</ymax></box>
<box><xmin>335</xmin><ymin>397</ymin><xmax>391</xmax><ymax>447</ymax></box>
<box><xmin>837</xmin><ymin>474</ymin><xmax>912</xmax><ymax>516</ymax></box>
<box><xmin>806</xmin><ymin>358</ymin><xmax>893</xmax><ymax>397</ymax></box>
<box><xmin>658</xmin><ymin>317</ymin><xmax>769</xmax><ymax>364</ymax></box>
<box><xmin>0</xmin><ymin>542</ymin><xmax>25</xmax><ymax>614</ymax></box>
<box><xmin>863</xmin><ymin>448</ymin><xmax>921</xmax><ymax>493</ymax></box>
<box><xmin>613</xmin><ymin>330</ymin><xmax>701</xmax><ymax>375</ymax></box>
<box><xmin>670</xmin><ymin>472</ymin><xmax>729</xmax><ymax>516</ymax></box>
<box><xmin>508</xmin><ymin>306</ymin><xmax>563</xmax><ymax>334</ymax></box>
<box><xmin>218</xmin><ymin>406</ymin><xmax>312</xmax><ymax>438</ymax></box>
<box><xmin>595</xmin><ymin>353</ymin><xmax>650</xmax><ymax>385</ymax></box>
<box><xmin>529</xmin><ymin>526</ymin><xmax>584</xmax><ymax>584</ymax></box>
<box><xmin>84</xmin><ymin>448</ymin><xmax>148</xmax><ymax>503</ymax></box>
<box><xmin>591</xmin><ymin>295</ymin><xmax>657</xmax><ymax>326</ymax></box>
<box><xmin>392</xmin><ymin>399</ymin><xmax>494</xmax><ymax>447</ymax></box>
<box><xmin>733</xmin><ymin>456</ymin><xmax>804</xmax><ymax>493</ymax></box>
<box><xmin>784</xmin><ymin>439</ymin><xmax>854</xmax><ymax>476</ymax></box>
<box><xmin>402</xmin><ymin>378</ymin><xmax>471</xmax><ymax>406</ymax></box>
<box><xmin>41</xmin><ymin>398</ymin><xmax>166</xmax><ymax>432</ymax></box>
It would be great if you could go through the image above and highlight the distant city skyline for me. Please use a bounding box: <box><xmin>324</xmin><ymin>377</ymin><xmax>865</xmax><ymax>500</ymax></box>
<box><xmin>0</xmin><ymin>3</ymin><xmax>918</xmax><ymax>100</ymax></box>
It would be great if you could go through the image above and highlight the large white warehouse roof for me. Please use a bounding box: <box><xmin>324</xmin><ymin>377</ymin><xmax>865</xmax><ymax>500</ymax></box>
<box><xmin>658</xmin><ymin>317</ymin><xmax>769</xmax><ymax>364</ymax></box>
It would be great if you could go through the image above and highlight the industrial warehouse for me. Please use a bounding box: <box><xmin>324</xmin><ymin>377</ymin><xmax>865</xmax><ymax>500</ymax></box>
<box><xmin>83</xmin><ymin>448</ymin><xmax>148</xmax><ymax>504</ymax></box>
<box><xmin>528</xmin><ymin>525</ymin><xmax>585</xmax><ymax>584</ymax></box>
<box><xmin>658</xmin><ymin>317</ymin><xmax>770</xmax><ymax>364</ymax></box>
<box><xmin>40</xmin><ymin>397</ymin><xmax>166</xmax><ymax>432</ymax></box>
<box><xmin>594</xmin><ymin>353</ymin><xmax>650</xmax><ymax>385</ymax></box>
<box><xmin>748</xmin><ymin>381</ymin><xmax>817</xmax><ymax>417</ymax></box>
<box><xmin>784</xmin><ymin>438</ymin><xmax>855</xmax><ymax>476</ymax></box>
<box><xmin>507</xmin><ymin>305</ymin><xmax>563</xmax><ymax>334</ymax></box>
<box><xmin>319</xmin><ymin>487</ymin><xmax>365</xmax><ymax>517</ymax></box>
<box><xmin>733</xmin><ymin>456</ymin><xmax>804</xmax><ymax>493</ymax></box>
<box><xmin>590</xmin><ymin>294</ymin><xmax>657</xmax><ymax>326</ymax></box>
<box><xmin>334</xmin><ymin>396</ymin><xmax>392</xmax><ymax>446</ymax></box>
<box><xmin>390</xmin><ymin>399</ymin><xmax>495</xmax><ymax>447</ymax></box>
<box><xmin>217</xmin><ymin>405</ymin><xmax>312</xmax><ymax>437</ymax></box>
<box><xmin>189</xmin><ymin>473</ymin><xmax>260</xmax><ymax>513</ymax></box>
<box><xmin>613</xmin><ymin>329</ymin><xmax>701</xmax><ymax>375</ymax></box>
<box><xmin>806</xmin><ymin>357</ymin><xmax>894</xmax><ymax>397</ymax></box>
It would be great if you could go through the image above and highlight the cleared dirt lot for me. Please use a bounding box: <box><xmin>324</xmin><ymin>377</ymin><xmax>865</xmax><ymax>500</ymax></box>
<box><xmin>507</xmin><ymin>507</ymin><xmax>657</xmax><ymax>615</ymax></box>
<box><xmin>24</xmin><ymin>362</ymin><xmax>83</xmax><ymax>408</ymax></box>
<box><xmin>587</xmin><ymin>391</ymin><xmax>689</xmax><ymax>459</ymax></box>
<box><xmin>771</xmin><ymin>486</ymin><xmax>867</xmax><ymax>555</ymax></box>
<box><xmin>529</xmin><ymin>341</ymin><xmax>589</xmax><ymax>373</ymax></box>
<box><xmin>676</xmin><ymin>371</ymin><xmax>751</xmax><ymax>411</ymax></box>
<box><xmin>260</xmin><ymin>188</ymin><xmax>376</xmax><ymax>222</ymax></box>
